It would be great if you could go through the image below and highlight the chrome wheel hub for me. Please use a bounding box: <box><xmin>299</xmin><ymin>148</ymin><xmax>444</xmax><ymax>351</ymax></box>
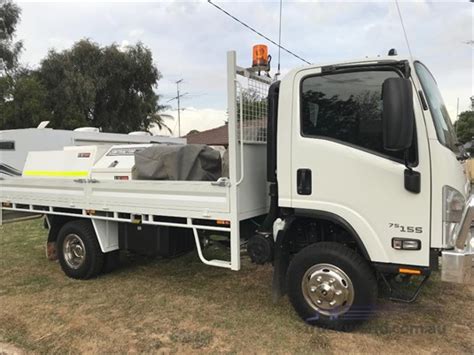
<box><xmin>63</xmin><ymin>234</ymin><xmax>86</xmax><ymax>269</ymax></box>
<box><xmin>302</xmin><ymin>263</ymin><xmax>354</xmax><ymax>316</ymax></box>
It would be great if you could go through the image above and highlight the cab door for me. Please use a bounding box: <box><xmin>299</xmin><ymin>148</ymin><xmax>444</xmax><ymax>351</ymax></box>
<box><xmin>290</xmin><ymin>65</ymin><xmax>431</xmax><ymax>267</ymax></box>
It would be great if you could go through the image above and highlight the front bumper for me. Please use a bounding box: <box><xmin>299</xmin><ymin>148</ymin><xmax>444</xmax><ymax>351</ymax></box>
<box><xmin>441</xmin><ymin>195</ymin><xmax>474</xmax><ymax>284</ymax></box>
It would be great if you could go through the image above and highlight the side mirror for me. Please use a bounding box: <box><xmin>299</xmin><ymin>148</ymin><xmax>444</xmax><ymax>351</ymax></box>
<box><xmin>382</xmin><ymin>78</ymin><xmax>415</xmax><ymax>151</ymax></box>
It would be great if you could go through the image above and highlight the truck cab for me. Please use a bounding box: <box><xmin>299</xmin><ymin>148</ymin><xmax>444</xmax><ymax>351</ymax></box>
<box><xmin>249</xmin><ymin>52</ymin><xmax>473</xmax><ymax>330</ymax></box>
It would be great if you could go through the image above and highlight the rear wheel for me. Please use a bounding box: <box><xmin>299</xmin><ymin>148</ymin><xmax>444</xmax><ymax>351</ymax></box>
<box><xmin>287</xmin><ymin>242</ymin><xmax>377</xmax><ymax>330</ymax></box>
<box><xmin>57</xmin><ymin>220</ymin><xmax>104</xmax><ymax>279</ymax></box>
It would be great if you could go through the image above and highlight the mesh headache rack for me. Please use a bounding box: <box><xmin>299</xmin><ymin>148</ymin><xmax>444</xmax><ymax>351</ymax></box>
<box><xmin>235</xmin><ymin>65</ymin><xmax>273</xmax><ymax>144</ymax></box>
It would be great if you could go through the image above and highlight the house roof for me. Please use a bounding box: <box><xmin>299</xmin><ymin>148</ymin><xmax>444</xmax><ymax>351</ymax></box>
<box><xmin>185</xmin><ymin>125</ymin><xmax>228</xmax><ymax>146</ymax></box>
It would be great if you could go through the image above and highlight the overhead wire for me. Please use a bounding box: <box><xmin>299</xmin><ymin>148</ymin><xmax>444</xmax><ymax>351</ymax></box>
<box><xmin>207</xmin><ymin>0</ymin><xmax>311</xmax><ymax>65</ymax></box>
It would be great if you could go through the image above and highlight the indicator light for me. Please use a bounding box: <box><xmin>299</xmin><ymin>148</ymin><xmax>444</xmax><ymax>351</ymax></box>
<box><xmin>392</xmin><ymin>238</ymin><xmax>421</xmax><ymax>250</ymax></box>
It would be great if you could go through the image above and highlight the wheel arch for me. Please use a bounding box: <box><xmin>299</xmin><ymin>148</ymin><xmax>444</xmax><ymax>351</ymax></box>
<box><xmin>46</xmin><ymin>215</ymin><xmax>81</xmax><ymax>242</ymax></box>
<box><xmin>272</xmin><ymin>210</ymin><xmax>374</xmax><ymax>300</ymax></box>
<box><xmin>45</xmin><ymin>216</ymin><xmax>118</xmax><ymax>254</ymax></box>
<box><xmin>294</xmin><ymin>210</ymin><xmax>371</xmax><ymax>261</ymax></box>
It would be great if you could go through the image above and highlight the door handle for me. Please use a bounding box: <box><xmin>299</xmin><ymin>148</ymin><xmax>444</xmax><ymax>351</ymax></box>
<box><xmin>297</xmin><ymin>169</ymin><xmax>312</xmax><ymax>195</ymax></box>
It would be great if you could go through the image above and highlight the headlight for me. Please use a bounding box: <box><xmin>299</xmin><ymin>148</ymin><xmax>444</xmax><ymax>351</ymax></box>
<box><xmin>442</xmin><ymin>186</ymin><xmax>465</xmax><ymax>248</ymax></box>
<box><xmin>443</xmin><ymin>186</ymin><xmax>465</xmax><ymax>223</ymax></box>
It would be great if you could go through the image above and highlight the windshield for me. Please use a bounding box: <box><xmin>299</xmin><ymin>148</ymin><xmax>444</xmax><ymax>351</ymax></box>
<box><xmin>414</xmin><ymin>62</ymin><xmax>458</xmax><ymax>152</ymax></box>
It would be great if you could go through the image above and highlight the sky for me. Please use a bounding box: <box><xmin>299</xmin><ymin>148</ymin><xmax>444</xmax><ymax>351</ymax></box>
<box><xmin>13</xmin><ymin>0</ymin><xmax>473</xmax><ymax>136</ymax></box>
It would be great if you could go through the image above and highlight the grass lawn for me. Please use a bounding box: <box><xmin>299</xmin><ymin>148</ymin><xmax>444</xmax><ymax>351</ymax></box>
<box><xmin>0</xmin><ymin>219</ymin><xmax>473</xmax><ymax>353</ymax></box>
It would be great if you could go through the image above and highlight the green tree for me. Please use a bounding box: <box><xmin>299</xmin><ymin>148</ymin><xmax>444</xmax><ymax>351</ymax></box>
<box><xmin>187</xmin><ymin>129</ymin><xmax>200</xmax><ymax>135</ymax></box>
<box><xmin>0</xmin><ymin>0</ymin><xmax>47</xmax><ymax>130</ymax></box>
<box><xmin>0</xmin><ymin>0</ymin><xmax>22</xmax><ymax>73</ymax></box>
<box><xmin>38</xmin><ymin>39</ymin><xmax>170</xmax><ymax>133</ymax></box>
<box><xmin>455</xmin><ymin>110</ymin><xmax>474</xmax><ymax>144</ymax></box>
<box><xmin>0</xmin><ymin>2</ymin><xmax>168</xmax><ymax>132</ymax></box>
<box><xmin>0</xmin><ymin>70</ymin><xmax>52</xmax><ymax>129</ymax></box>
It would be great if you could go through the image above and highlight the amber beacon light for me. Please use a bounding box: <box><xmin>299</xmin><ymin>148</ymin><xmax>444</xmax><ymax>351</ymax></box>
<box><xmin>252</xmin><ymin>44</ymin><xmax>269</xmax><ymax>68</ymax></box>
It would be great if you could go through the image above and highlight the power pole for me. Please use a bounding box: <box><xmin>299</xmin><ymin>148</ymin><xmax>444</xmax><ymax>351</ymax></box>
<box><xmin>167</xmin><ymin>79</ymin><xmax>188</xmax><ymax>137</ymax></box>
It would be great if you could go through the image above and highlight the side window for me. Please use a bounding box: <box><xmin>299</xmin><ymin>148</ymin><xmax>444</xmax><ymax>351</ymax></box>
<box><xmin>301</xmin><ymin>70</ymin><xmax>409</xmax><ymax>161</ymax></box>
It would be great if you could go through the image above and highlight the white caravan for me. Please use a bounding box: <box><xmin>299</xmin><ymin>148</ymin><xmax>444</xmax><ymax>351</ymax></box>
<box><xmin>1</xmin><ymin>49</ymin><xmax>472</xmax><ymax>330</ymax></box>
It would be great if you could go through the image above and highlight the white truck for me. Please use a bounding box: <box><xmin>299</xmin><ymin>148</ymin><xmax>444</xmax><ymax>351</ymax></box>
<box><xmin>1</xmin><ymin>49</ymin><xmax>472</xmax><ymax>330</ymax></box>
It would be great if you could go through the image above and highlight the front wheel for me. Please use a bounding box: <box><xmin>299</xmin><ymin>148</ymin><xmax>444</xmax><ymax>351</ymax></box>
<box><xmin>57</xmin><ymin>220</ymin><xmax>104</xmax><ymax>279</ymax></box>
<box><xmin>287</xmin><ymin>242</ymin><xmax>377</xmax><ymax>330</ymax></box>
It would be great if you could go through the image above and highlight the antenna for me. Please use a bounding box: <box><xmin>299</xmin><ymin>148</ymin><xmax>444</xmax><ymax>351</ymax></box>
<box><xmin>167</xmin><ymin>79</ymin><xmax>188</xmax><ymax>137</ymax></box>
<box><xmin>395</xmin><ymin>0</ymin><xmax>414</xmax><ymax>61</ymax></box>
<box><xmin>457</xmin><ymin>98</ymin><xmax>460</xmax><ymax>117</ymax></box>
<box><xmin>277</xmin><ymin>0</ymin><xmax>283</xmax><ymax>76</ymax></box>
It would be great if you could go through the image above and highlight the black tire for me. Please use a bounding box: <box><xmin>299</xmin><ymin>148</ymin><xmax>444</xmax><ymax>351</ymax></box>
<box><xmin>57</xmin><ymin>220</ymin><xmax>104</xmax><ymax>279</ymax></box>
<box><xmin>287</xmin><ymin>242</ymin><xmax>377</xmax><ymax>331</ymax></box>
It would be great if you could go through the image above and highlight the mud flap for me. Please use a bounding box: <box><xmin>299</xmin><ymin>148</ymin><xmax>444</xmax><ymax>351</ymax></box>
<box><xmin>272</xmin><ymin>216</ymin><xmax>295</xmax><ymax>302</ymax></box>
<box><xmin>46</xmin><ymin>241</ymin><xmax>58</xmax><ymax>261</ymax></box>
<box><xmin>46</xmin><ymin>215</ymin><xmax>60</xmax><ymax>261</ymax></box>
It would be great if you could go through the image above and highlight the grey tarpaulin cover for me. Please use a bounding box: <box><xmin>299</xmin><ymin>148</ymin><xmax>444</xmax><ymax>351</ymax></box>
<box><xmin>132</xmin><ymin>144</ymin><xmax>222</xmax><ymax>181</ymax></box>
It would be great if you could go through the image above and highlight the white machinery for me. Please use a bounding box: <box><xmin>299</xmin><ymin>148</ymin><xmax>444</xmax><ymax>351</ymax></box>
<box><xmin>0</xmin><ymin>127</ymin><xmax>184</xmax><ymax>177</ymax></box>
<box><xmin>91</xmin><ymin>144</ymin><xmax>152</xmax><ymax>180</ymax></box>
<box><xmin>22</xmin><ymin>146</ymin><xmax>109</xmax><ymax>179</ymax></box>
<box><xmin>21</xmin><ymin>143</ymin><xmax>220</xmax><ymax>181</ymax></box>
<box><xmin>1</xmin><ymin>48</ymin><xmax>472</xmax><ymax>331</ymax></box>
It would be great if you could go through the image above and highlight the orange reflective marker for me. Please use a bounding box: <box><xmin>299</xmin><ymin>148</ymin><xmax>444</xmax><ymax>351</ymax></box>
<box><xmin>216</xmin><ymin>220</ymin><xmax>230</xmax><ymax>225</ymax></box>
<box><xmin>252</xmin><ymin>44</ymin><xmax>268</xmax><ymax>68</ymax></box>
<box><xmin>399</xmin><ymin>268</ymin><xmax>422</xmax><ymax>275</ymax></box>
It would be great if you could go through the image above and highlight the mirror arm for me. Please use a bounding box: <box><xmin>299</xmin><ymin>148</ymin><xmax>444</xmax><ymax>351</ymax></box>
<box><xmin>403</xmin><ymin>149</ymin><xmax>412</xmax><ymax>171</ymax></box>
<box><xmin>403</xmin><ymin>149</ymin><xmax>421</xmax><ymax>194</ymax></box>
